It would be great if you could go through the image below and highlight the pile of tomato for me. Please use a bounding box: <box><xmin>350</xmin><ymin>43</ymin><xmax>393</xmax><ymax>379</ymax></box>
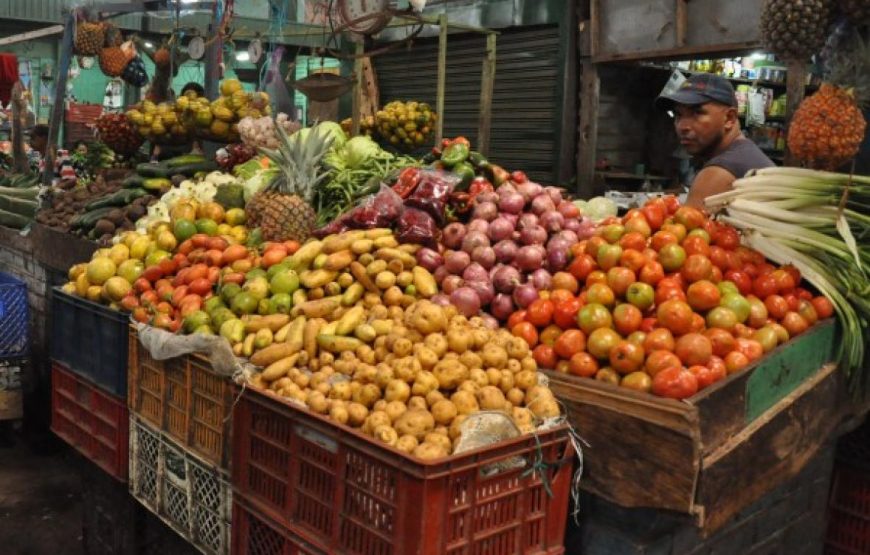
<box><xmin>508</xmin><ymin>196</ymin><xmax>834</xmax><ymax>399</ymax></box>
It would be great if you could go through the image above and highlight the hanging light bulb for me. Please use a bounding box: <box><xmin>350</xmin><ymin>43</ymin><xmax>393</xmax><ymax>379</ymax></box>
<box><xmin>409</xmin><ymin>0</ymin><xmax>426</xmax><ymax>12</ymax></box>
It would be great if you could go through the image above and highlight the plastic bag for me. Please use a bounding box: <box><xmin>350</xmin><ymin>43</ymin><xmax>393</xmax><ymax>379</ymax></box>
<box><xmin>134</xmin><ymin>322</ymin><xmax>241</xmax><ymax>378</ymax></box>
<box><xmin>404</xmin><ymin>169</ymin><xmax>459</xmax><ymax>225</ymax></box>
<box><xmin>396</xmin><ymin>207</ymin><xmax>438</xmax><ymax>248</ymax></box>
<box><xmin>312</xmin><ymin>184</ymin><xmax>404</xmax><ymax>238</ymax></box>
<box><xmin>263</xmin><ymin>47</ymin><xmax>296</xmax><ymax>121</ymax></box>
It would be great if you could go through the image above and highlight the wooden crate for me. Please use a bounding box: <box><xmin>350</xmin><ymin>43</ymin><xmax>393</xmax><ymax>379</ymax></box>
<box><xmin>547</xmin><ymin>319</ymin><xmax>846</xmax><ymax>533</ymax></box>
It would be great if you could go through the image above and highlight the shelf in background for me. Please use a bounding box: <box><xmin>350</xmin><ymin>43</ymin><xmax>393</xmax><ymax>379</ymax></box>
<box><xmin>640</xmin><ymin>64</ymin><xmax>818</xmax><ymax>91</ymax></box>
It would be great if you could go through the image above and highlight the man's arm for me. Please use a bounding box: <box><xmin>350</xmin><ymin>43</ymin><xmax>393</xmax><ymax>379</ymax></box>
<box><xmin>685</xmin><ymin>166</ymin><xmax>736</xmax><ymax>209</ymax></box>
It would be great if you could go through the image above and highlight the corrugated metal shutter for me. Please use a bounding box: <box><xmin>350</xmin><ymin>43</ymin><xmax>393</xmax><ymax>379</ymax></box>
<box><xmin>374</xmin><ymin>24</ymin><xmax>561</xmax><ymax>183</ymax></box>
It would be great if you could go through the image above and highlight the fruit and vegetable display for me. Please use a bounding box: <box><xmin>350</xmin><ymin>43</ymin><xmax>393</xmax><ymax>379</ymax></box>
<box><xmin>36</xmin><ymin>173</ymin><xmax>158</xmax><ymax>243</ymax></box>
<box><xmin>505</xmin><ymin>197</ymin><xmax>838</xmax><ymax>399</ymax></box>
<box><xmin>707</xmin><ymin>167</ymin><xmax>870</xmax><ymax>398</ymax></box>
<box><xmin>238</xmin><ymin>113</ymin><xmax>302</xmax><ymax>150</ymax></box>
<box><xmin>375</xmin><ymin>101</ymin><xmax>437</xmax><ymax>151</ymax></box>
<box><xmin>0</xmin><ymin>173</ymin><xmax>40</xmax><ymax>230</ymax></box>
<box><xmin>246</xmin><ymin>298</ymin><xmax>560</xmax><ymax>459</ymax></box>
<box><xmin>94</xmin><ymin>112</ymin><xmax>144</xmax><ymax>157</ymax></box>
<box><xmin>125</xmin><ymin>79</ymin><xmax>270</xmax><ymax>144</ymax></box>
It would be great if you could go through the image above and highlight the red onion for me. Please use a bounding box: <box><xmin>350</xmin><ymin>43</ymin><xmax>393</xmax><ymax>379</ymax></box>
<box><xmin>475</xmin><ymin>191</ymin><xmax>499</xmax><ymax>204</ymax></box>
<box><xmin>466</xmin><ymin>279</ymin><xmax>495</xmax><ymax>306</ymax></box>
<box><xmin>472</xmin><ymin>246</ymin><xmax>497</xmax><ymax>270</ymax></box>
<box><xmin>450</xmin><ymin>287</ymin><xmax>481</xmax><ymax>317</ymax></box>
<box><xmin>513</xmin><ymin>282</ymin><xmax>539</xmax><ymax>308</ymax></box>
<box><xmin>492</xmin><ymin>265</ymin><xmax>521</xmax><ymax>294</ymax></box>
<box><xmin>547</xmin><ymin>248</ymin><xmax>569</xmax><ymax>271</ymax></box>
<box><xmin>462</xmin><ymin>262</ymin><xmax>489</xmax><ymax>283</ymax></box>
<box><xmin>442</xmin><ymin>275</ymin><xmax>464</xmax><ymax>295</ymax></box>
<box><xmin>564</xmin><ymin>218</ymin><xmax>582</xmax><ymax>234</ymax></box>
<box><xmin>488</xmin><ymin>217</ymin><xmax>515</xmax><ymax>242</ymax></box>
<box><xmin>490</xmin><ymin>294</ymin><xmax>515</xmax><ymax>320</ymax></box>
<box><xmin>517</xmin><ymin>181</ymin><xmax>543</xmax><ymax>202</ymax></box>
<box><xmin>493</xmin><ymin>240</ymin><xmax>518</xmax><ymax>264</ymax></box>
<box><xmin>540</xmin><ymin>210</ymin><xmax>565</xmax><ymax>233</ymax></box>
<box><xmin>444</xmin><ymin>250</ymin><xmax>471</xmax><ymax>274</ymax></box>
<box><xmin>558</xmin><ymin>200</ymin><xmax>581</xmax><ymax>219</ymax></box>
<box><xmin>516</xmin><ymin>245</ymin><xmax>544</xmax><ymax>271</ymax></box>
<box><xmin>480</xmin><ymin>313</ymin><xmax>500</xmax><ymax>330</ymax></box>
<box><xmin>517</xmin><ymin>213</ymin><xmax>539</xmax><ymax>230</ymax></box>
<box><xmin>461</xmin><ymin>231</ymin><xmax>490</xmax><ymax>254</ymax></box>
<box><xmin>467</xmin><ymin>219</ymin><xmax>490</xmax><ymax>235</ymax></box>
<box><xmin>442</xmin><ymin>223</ymin><xmax>467</xmax><ymax>249</ymax></box>
<box><xmin>519</xmin><ymin>225</ymin><xmax>548</xmax><ymax>246</ymax></box>
<box><xmin>576</xmin><ymin>217</ymin><xmax>597</xmax><ymax>239</ymax></box>
<box><xmin>530</xmin><ymin>269</ymin><xmax>552</xmax><ymax>290</ymax></box>
<box><xmin>501</xmin><ymin>213</ymin><xmax>519</xmax><ymax>227</ymax></box>
<box><xmin>556</xmin><ymin>230</ymin><xmax>579</xmax><ymax>245</ymax></box>
<box><xmin>545</xmin><ymin>186</ymin><xmax>564</xmax><ymax>205</ymax></box>
<box><xmin>433</xmin><ymin>265</ymin><xmax>449</xmax><ymax>285</ymax></box>
<box><xmin>497</xmin><ymin>182</ymin><xmax>517</xmax><ymax>195</ymax></box>
<box><xmin>547</xmin><ymin>236</ymin><xmax>573</xmax><ymax>254</ymax></box>
<box><xmin>530</xmin><ymin>194</ymin><xmax>555</xmax><ymax>215</ymax></box>
<box><xmin>431</xmin><ymin>294</ymin><xmax>451</xmax><ymax>307</ymax></box>
<box><xmin>499</xmin><ymin>192</ymin><xmax>525</xmax><ymax>215</ymax></box>
<box><xmin>415</xmin><ymin>248</ymin><xmax>443</xmax><ymax>272</ymax></box>
<box><xmin>472</xmin><ymin>201</ymin><xmax>498</xmax><ymax>222</ymax></box>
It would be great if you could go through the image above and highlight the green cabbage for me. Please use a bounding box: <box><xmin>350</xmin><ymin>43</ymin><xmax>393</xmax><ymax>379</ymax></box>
<box><xmin>576</xmin><ymin>196</ymin><xmax>618</xmax><ymax>223</ymax></box>
<box><xmin>316</xmin><ymin>121</ymin><xmax>347</xmax><ymax>150</ymax></box>
<box><xmin>243</xmin><ymin>168</ymin><xmax>279</xmax><ymax>202</ymax></box>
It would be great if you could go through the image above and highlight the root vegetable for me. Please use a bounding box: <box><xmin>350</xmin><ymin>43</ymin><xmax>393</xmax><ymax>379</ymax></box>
<box><xmin>395</xmin><ymin>409</ymin><xmax>435</xmax><ymax>440</ymax></box>
<box><xmin>442</xmin><ymin>223</ymin><xmax>467</xmax><ymax>249</ymax></box>
<box><xmin>450</xmin><ymin>287</ymin><xmax>481</xmax><ymax>317</ymax></box>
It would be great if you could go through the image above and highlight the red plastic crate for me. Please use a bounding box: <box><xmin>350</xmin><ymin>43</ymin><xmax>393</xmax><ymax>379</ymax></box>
<box><xmin>51</xmin><ymin>361</ymin><xmax>129</xmax><ymax>482</ymax></box>
<box><xmin>128</xmin><ymin>328</ymin><xmax>234</xmax><ymax>469</ymax></box>
<box><xmin>826</xmin><ymin>464</ymin><xmax>870</xmax><ymax>555</ymax></box>
<box><xmin>232</xmin><ymin>386</ymin><xmax>574</xmax><ymax>555</ymax></box>
<box><xmin>233</xmin><ymin>498</ymin><xmax>326</xmax><ymax>555</ymax></box>
<box><xmin>66</xmin><ymin>102</ymin><xmax>104</xmax><ymax>123</ymax></box>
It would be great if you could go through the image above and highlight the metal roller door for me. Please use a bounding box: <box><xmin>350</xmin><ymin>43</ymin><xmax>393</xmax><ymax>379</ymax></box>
<box><xmin>374</xmin><ymin>24</ymin><xmax>562</xmax><ymax>183</ymax></box>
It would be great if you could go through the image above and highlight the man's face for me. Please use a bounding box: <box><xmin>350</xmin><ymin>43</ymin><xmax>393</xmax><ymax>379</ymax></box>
<box><xmin>673</xmin><ymin>102</ymin><xmax>735</xmax><ymax>156</ymax></box>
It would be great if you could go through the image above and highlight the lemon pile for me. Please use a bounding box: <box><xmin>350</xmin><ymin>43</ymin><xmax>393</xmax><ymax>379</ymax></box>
<box><xmin>375</xmin><ymin>101</ymin><xmax>437</xmax><ymax>150</ymax></box>
<box><xmin>125</xmin><ymin>79</ymin><xmax>271</xmax><ymax>144</ymax></box>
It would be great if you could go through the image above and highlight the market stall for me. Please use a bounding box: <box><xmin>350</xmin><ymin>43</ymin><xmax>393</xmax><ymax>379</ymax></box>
<box><xmin>0</xmin><ymin>1</ymin><xmax>867</xmax><ymax>555</ymax></box>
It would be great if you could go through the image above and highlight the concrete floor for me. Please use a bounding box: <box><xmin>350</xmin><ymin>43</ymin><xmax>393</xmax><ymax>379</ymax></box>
<box><xmin>0</xmin><ymin>424</ymin><xmax>84</xmax><ymax>555</ymax></box>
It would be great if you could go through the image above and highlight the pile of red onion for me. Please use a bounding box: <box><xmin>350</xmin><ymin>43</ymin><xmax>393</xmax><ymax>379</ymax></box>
<box><xmin>415</xmin><ymin>179</ymin><xmax>596</xmax><ymax>320</ymax></box>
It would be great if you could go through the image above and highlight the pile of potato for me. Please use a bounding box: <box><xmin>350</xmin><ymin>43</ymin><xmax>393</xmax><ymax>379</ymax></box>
<box><xmin>247</xmin><ymin>299</ymin><xmax>560</xmax><ymax>460</ymax></box>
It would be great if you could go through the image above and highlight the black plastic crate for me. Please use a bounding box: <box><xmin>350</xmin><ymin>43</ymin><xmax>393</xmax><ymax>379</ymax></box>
<box><xmin>51</xmin><ymin>288</ymin><xmax>128</xmax><ymax>397</ymax></box>
<box><xmin>0</xmin><ymin>272</ymin><xmax>28</xmax><ymax>359</ymax></box>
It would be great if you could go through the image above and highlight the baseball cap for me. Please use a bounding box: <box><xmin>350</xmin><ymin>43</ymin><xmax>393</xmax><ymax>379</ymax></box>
<box><xmin>656</xmin><ymin>73</ymin><xmax>737</xmax><ymax>109</ymax></box>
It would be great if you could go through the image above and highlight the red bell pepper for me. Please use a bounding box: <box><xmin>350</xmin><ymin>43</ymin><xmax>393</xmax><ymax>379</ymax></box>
<box><xmin>392</xmin><ymin>167</ymin><xmax>422</xmax><ymax>199</ymax></box>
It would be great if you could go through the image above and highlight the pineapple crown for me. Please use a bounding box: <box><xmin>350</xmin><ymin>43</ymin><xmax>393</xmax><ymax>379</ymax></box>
<box><xmin>258</xmin><ymin>123</ymin><xmax>335</xmax><ymax>203</ymax></box>
<box><xmin>825</xmin><ymin>31</ymin><xmax>870</xmax><ymax>106</ymax></box>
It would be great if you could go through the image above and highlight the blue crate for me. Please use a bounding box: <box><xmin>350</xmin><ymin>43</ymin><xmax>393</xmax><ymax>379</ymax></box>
<box><xmin>0</xmin><ymin>272</ymin><xmax>29</xmax><ymax>359</ymax></box>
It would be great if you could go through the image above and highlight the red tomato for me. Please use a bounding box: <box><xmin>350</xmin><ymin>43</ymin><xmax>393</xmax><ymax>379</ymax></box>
<box><xmin>620</xmin><ymin>249</ymin><xmax>648</xmax><ymax>274</ymax></box>
<box><xmin>507</xmin><ymin>310</ymin><xmax>528</xmax><ymax>330</ymax></box>
<box><xmin>585</xmin><ymin>271</ymin><xmax>608</xmax><ymax>288</ymax></box>
<box><xmin>639</xmin><ymin>261</ymin><xmax>665</xmax><ymax>285</ymax></box>
<box><xmin>689</xmin><ymin>364</ymin><xmax>726</xmax><ymax>390</ymax></box>
<box><xmin>735</xmin><ymin>338</ymin><xmax>764</xmax><ymax>361</ymax></box>
<box><xmin>713</xmin><ymin>227</ymin><xmax>739</xmax><ymax>250</ymax></box>
<box><xmin>724</xmin><ymin>270</ymin><xmax>753</xmax><ymax>296</ymax></box>
<box><xmin>613</xmin><ymin>303</ymin><xmax>643</xmax><ymax>336</ymax></box>
<box><xmin>674</xmin><ymin>333</ymin><xmax>713</xmax><ymax>366</ymax></box>
<box><xmin>512</xmin><ymin>322</ymin><xmax>539</xmax><ymax>348</ymax></box>
<box><xmin>641</xmin><ymin>203</ymin><xmax>666</xmax><ymax>231</ymax></box>
<box><xmin>619</xmin><ymin>231</ymin><xmax>648</xmax><ymax>252</ymax></box>
<box><xmin>704</xmin><ymin>328</ymin><xmax>736</xmax><ymax>357</ymax></box>
<box><xmin>709</xmin><ymin>246</ymin><xmax>729</xmax><ymax>270</ymax></box>
<box><xmin>662</xmin><ymin>195</ymin><xmax>681</xmax><ymax>215</ymax></box>
<box><xmin>682</xmin><ymin>236</ymin><xmax>711</xmax><ymax>257</ymax></box>
<box><xmin>655</xmin><ymin>284</ymin><xmax>687</xmax><ymax>305</ymax></box>
<box><xmin>639</xmin><ymin>317</ymin><xmax>658</xmax><ymax>333</ymax></box>
<box><xmin>607</xmin><ymin>267</ymin><xmax>636</xmax><ymax>297</ymax></box>
<box><xmin>188</xmin><ymin>277</ymin><xmax>213</xmax><ymax>297</ymax></box>
<box><xmin>674</xmin><ymin>206</ymin><xmax>706</xmax><ymax>230</ymax></box>
<box><xmin>724</xmin><ymin>351</ymin><xmax>750</xmax><ymax>374</ymax></box>
<box><xmin>771</xmin><ymin>269</ymin><xmax>796</xmax><ymax>292</ymax></box>
<box><xmin>681</xmin><ymin>254</ymin><xmax>713</xmax><ymax>283</ymax></box>
<box><xmin>752</xmin><ymin>274</ymin><xmax>779</xmax><ymax>299</ymax></box>
<box><xmin>569</xmin><ymin>352</ymin><xmax>599</xmax><ymax>378</ymax></box>
<box><xmin>656</xmin><ymin>299</ymin><xmax>694</xmax><ymax>335</ymax></box>
<box><xmin>526</xmin><ymin>299</ymin><xmax>555</xmax><ymax>327</ymax></box>
<box><xmin>686</xmin><ymin>280</ymin><xmax>721</xmax><ymax>311</ymax></box>
<box><xmin>652</xmin><ymin>366</ymin><xmax>698</xmax><ymax>399</ymax></box>
<box><xmin>554</xmin><ymin>329</ymin><xmax>587</xmax><ymax>359</ymax></box>
<box><xmin>651</xmin><ymin>231</ymin><xmax>679</xmax><ymax>251</ymax></box>
<box><xmin>811</xmin><ymin>296</ymin><xmax>834</xmax><ymax>319</ymax></box>
<box><xmin>764</xmin><ymin>295</ymin><xmax>789</xmax><ymax>320</ymax></box>
<box><xmin>645</xmin><ymin>350</ymin><xmax>681</xmax><ymax>377</ymax></box>
<box><xmin>609</xmin><ymin>341</ymin><xmax>646</xmax><ymax>374</ymax></box>
<box><xmin>532</xmin><ymin>344</ymin><xmax>558</xmax><ymax>369</ymax></box>
<box><xmin>568</xmin><ymin>254</ymin><xmax>598</xmax><ymax>281</ymax></box>
<box><xmin>643</xmin><ymin>328</ymin><xmax>675</xmax><ymax>352</ymax></box>
<box><xmin>540</xmin><ymin>324</ymin><xmax>564</xmax><ymax>347</ymax></box>
<box><xmin>782</xmin><ymin>311</ymin><xmax>809</xmax><ymax>336</ymax></box>
<box><xmin>784</xmin><ymin>293</ymin><xmax>801</xmax><ymax>311</ymax></box>
<box><xmin>553</xmin><ymin>297</ymin><xmax>582</xmax><ymax>330</ymax></box>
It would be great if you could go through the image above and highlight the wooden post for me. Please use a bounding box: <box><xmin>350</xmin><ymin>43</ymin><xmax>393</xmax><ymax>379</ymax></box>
<box><xmin>784</xmin><ymin>60</ymin><xmax>807</xmax><ymax>166</ymax></box>
<box><xmin>477</xmin><ymin>33</ymin><xmax>496</xmax><ymax>157</ymax></box>
<box><xmin>351</xmin><ymin>41</ymin><xmax>365</xmax><ymax>137</ymax></box>
<box><xmin>435</xmin><ymin>13</ymin><xmax>448</xmax><ymax>145</ymax></box>
<box><xmin>590</xmin><ymin>0</ymin><xmax>600</xmax><ymax>58</ymax></box>
<box><xmin>577</xmin><ymin>61</ymin><xmax>600</xmax><ymax>198</ymax></box>
<box><xmin>42</xmin><ymin>12</ymin><xmax>75</xmax><ymax>186</ymax></box>
<box><xmin>10</xmin><ymin>82</ymin><xmax>28</xmax><ymax>174</ymax></box>
<box><xmin>203</xmin><ymin>4</ymin><xmax>222</xmax><ymax>100</ymax></box>
<box><xmin>676</xmin><ymin>0</ymin><xmax>689</xmax><ymax>48</ymax></box>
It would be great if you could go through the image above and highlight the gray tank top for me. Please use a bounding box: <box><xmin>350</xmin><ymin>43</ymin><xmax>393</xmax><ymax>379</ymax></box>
<box><xmin>703</xmin><ymin>137</ymin><xmax>775</xmax><ymax>179</ymax></box>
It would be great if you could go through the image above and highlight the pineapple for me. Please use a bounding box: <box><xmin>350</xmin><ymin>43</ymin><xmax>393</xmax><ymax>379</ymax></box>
<box><xmin>246</xmin><ymin>124</ymin><xmax>335</xmax><ymax>242</ymax></box>
<box><xmin>74</xmin><ymin>21</ymin><xmax>104</xmax><ymax>56</ymax></box>
<box><xmin>100</xmin><ymin>47</ymin><xmax>129</xmax><ymax>77</ymax></box>
<box><xmin>838</xmin><ymin>0</ymin><xmax>870</xmax><ymax>25</ymax></box>
<box><xmin>788</xmin><ymin>35</ymin><xmax>869</xmax><ymax>170</ymax></box>
<box><xmin>761</xmin><ymin>0</ymin><xmax>834</xmax><ymax>61</ymax></box>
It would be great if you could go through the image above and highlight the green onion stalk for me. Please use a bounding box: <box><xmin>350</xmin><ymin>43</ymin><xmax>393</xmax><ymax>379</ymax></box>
<box><xmin>705</xmin><ymin>167</ymin><xmax>870</xmax><ymax>400</ymax></box>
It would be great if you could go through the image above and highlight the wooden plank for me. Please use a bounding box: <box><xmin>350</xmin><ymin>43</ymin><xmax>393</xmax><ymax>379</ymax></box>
<box><xmin>10</xmin><ymin>82</ymin><xmax>28</xmax><ymax>174</ymax></box>
<box><xmin>42</xmin><ymin>12</ymin><xmax>75</xmax><ymax>187</ymax></box>
<box><xmin>0</xmin><ymin>25</ymin><xmax>64</xmax><ymax>46</ymax></box>
<box><xmin>697</xmin><ymin>363</ymin><xmax>843</xmax><ymax>533</ymax></box>
<box><xmin>547</xmin><ymin>372</ymin><xmax>701</xmax><ymax>512</ymax></box>
<box><xmin>29</xmin><ymin>223</ymin><xmax>97</xmax><ymax>273</ymax></box>
<box><xmin>435</xmin><ymin>13</ymin><xmax>448</xmax><ymax>145</ymax></box>
<box><xmin>784</xmin><ymin>60</ymin><xmax>807</xmax><ymax>166</ymax></box>
<box><xmin>590</xmin><ymin>0</ymin><xmax>600</xmax><ymax>58</ymax></box>
<box><xmin>351</xmin><ymin>42</ymin><xmax>365</xmax><ymax>137</ymax></box>
<box><xmin>675</xmin><ymin>0</ymin><xmax>689</xmax><ymax>47</ymax></box>
<box><xmin>577</xmin><ymin>61</ymin><xmax>600</xmax><ymax>198</ymax></box>
<box><xmin>477</xmin><ymin>33</ymin><xmax>496</xmax><ymax>157</ymax></box>
<box><xmin>593</xmin><ymin>40</ymin><xmax>761</xmax><ymax>63</ymax></box>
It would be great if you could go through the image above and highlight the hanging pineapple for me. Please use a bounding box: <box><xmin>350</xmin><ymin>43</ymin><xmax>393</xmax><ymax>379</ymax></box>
<box><xmin>74</xmin><ymin>21</ymin><xmax>104</xmax><ymax>56</ymax></box>
<box><xmin>246</xmin><ymin>125</ymin><xmax>335</xmax><ymax>242</ymax></box>
<box><xmin>788</xmin><ymin>36</ymin><xmax>869</xmax><ymax>170</ymax></box>
<box><xmin>153</xmin><ymin>46</ymin><xmax>171</xmax><ymax>68</ymax></box>
<box><xmin>760</xmin><ymin>0</ymin><xmax>834</xmax><ymax>60</ymax></box>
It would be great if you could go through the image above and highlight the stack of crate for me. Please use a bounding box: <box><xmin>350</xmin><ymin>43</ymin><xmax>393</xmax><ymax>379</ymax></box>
<box><xmin>0</xmin><ymin>272</ymin><xmax>28</xmax><ymax>422</ymax></box>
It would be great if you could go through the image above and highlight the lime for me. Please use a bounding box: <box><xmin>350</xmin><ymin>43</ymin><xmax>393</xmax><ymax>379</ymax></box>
<box><xmin>269</xmin><ymin>270</ymin><xmax>300</xmax><ymax>295</ymax></box>
<box><xmin>204</xmin><ymin>296</ymin><xmax>225</xmax><ymax>314</ymax></box>
<box><xmin>195</xmin><ymin>218</ymin><xmax>219</xmax><ymax>236</ymax></box>
<box><xmin>231</xmin><ymin>292</ymin><xmax>258</xmax><ymax>315</ymax></box>
<box><xmin>220</xmin><ymin>283</ymin><xmax>242</xmax><ymax>304</ymax></box>
<box><xmin>183</xmin><ymin>310</ymin><xmax>211</xmax><ymax>333</ymax></box>
<box><xmin>269</xmin><ymin>293</ymin><xmax>293</xmax><ymax>314</ymax></box>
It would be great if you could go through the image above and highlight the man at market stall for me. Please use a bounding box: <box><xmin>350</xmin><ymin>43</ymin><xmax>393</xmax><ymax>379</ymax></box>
<box><xmin>657</xmin><ymin>73</ymin><xmax>774</xmax><ymax>208</ymax></box>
